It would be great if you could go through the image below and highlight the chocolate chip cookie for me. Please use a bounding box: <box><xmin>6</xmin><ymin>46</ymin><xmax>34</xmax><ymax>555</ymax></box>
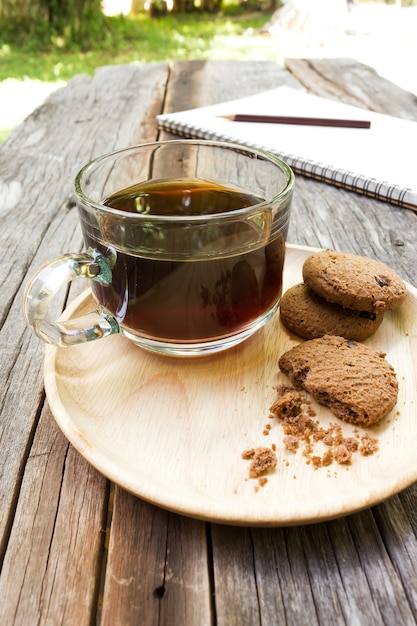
<box><xmin>280</xmin><ymin>283</ymin><xmax>385</xmax><ymax>340</ymax></box>
<box><xmin>278</xmin><ymin>335</ymin><xmax>398</xmax><ymax>426</ymax></box>
<box><xmin>302</xmin><ymin>250</ymin><xmax>407</xmax><ymax>313</ymax></box>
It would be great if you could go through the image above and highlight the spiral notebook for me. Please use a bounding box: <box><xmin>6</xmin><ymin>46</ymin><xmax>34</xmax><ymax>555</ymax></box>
<box><xmin>157</xmin><ymin>86</ymin><xmax>417</xmax><ymax>210</ymax></box>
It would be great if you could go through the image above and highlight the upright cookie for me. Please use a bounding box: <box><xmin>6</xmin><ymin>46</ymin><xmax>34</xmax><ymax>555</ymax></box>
<box><xmin>303</xmin><ymin>250</ymin><xmax>407</xmax><ymax>313</ymax></box>
<box><xmin>278</xmin><ymin>335</ymin><xmax>398</xmax><ymax>426</ymax></box>
<box><xmin>280</xmin><ymin>283</ymin><xmax>384</xmax><ymax>340</ymax></box>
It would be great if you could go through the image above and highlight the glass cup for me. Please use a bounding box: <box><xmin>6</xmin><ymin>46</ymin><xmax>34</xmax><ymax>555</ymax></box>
<box><xmin>23</xmin><ymin>140</ymin><xmax>294</xmax><ymax>356</ymax></box>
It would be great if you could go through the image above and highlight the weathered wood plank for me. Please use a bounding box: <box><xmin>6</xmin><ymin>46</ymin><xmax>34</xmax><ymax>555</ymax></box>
<box><xmin>195</xmin><ymin>60</ymin><xmax>417</xmax><ymax>626</ymax></box>
<box><xmin>211</xmin><ymin>512</ymin><xmax>417</xmax><ymax>626</ymax></box>
<box><xmin>2</xmin><ymin>59</ymin><xmax>417</xmax><ymax>626</ymax></box>
<box><xmin>326</xmin><ymin>512</ymin><xmax>415</xmax><ymax>625</ymax></box>
<box><xmin>283</xmin><ymin>58</ymin><xmax>417</xmax><ymax>285</ymax></box>
<box><xmin>211</xmin><ymin>521</ymin><xmax>379</xmax><ymax>626</ymax></box>
<box><xmin>286</xmin><ymin>174</ymin><xmax>417</xmax><ymax>283</ymax></box>
<box><xmin>373</xmin><ymin>491</ymin><xmax>417</xmax><ymax>614</ymax></box>
<box><xmin>210</xmin><ymin>525</ymin><xmax>265</xmax><ymax>626</ymax></box>
<box><xmin>285</xmin><ymin>57</ymin><xmax>417</xmax><ymax>119</ymax></box>
<box><xmin>0</xmin><ymin>403</ymin><xmax>108</xmax><ymax>624</ymax></box>
<box><xmin>0</xmin><ymin>63</ymin><xmax>170</xmax><ymax>623</ymax></box>
<box><xmin>99</xmin><ymin>59</ymin><xmax>304</xmax><ymax>626</ymax></box>
<box><xmin>101</xmin><ymin>489</ymin><xmax>211</xmax><ymax>626</ymax></box>
<box><xmin>162</xmin><ymin>59</ymin><xmax>303</xmax><ymax>114</ymax></box>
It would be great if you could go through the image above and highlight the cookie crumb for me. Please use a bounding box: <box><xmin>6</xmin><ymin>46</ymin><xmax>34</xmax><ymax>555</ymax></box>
<box><xmin>343</xmin><ymin>437</ymin><xmax>359</xmax><ymax>453</ymax></box>
<box><xmin>322</xmin><ymin>449</ymin><xmax>333</xmax><ymax>466</ymax></box>
<box><xmin>269</xmin><ymin>384</ymin><xmax>379</xmax><ymax>470</ymax></box>
<box><xmin>241</xmin><ymin>448</ymin><xmax>255</xmax><ymax>460</ymax></box>
<box><xmin>311</xmin><ymin>455</ymin><xmax>322</xmax><ymax>469</ymax></box>
<box><xmin>269</xmin><ymin>385</ymin><xmax>310</xmax><ymax>419</ymax></box>
<box><xmin>360</xmin><ymin>433</ymin><xmax>379</xmax><ymax>455</ymax></box>
<box><xmin>242</xmin><ymin>446</ymin><xmax>278</xmax><ymax>478</ymax></box>
<box><xmin>334</xmin><ymin>444</ymin><xmax>352</xmax><ymax>465</ymax></box>
<box><xmin>283</xmin><ymin>434</ymin><xmax>300</xmax><ymax>452</ymax></box>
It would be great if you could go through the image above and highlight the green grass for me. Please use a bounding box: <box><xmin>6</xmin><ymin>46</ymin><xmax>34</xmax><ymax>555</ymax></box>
<box><xmin>1</xmin><ymin>0</ymin><xmax>416</xmax><ymax>83</ymax></box>
<box><xmin>0</xmin><ymin>128</ymin><xmax>10</xmax><ymax>143</ymax></box>
<box><xmin>0</xmin><ymin>11</ymin><xmax>274</xmax><ymax>83</ymax></box>
<box><xmin>0</xmin><ymin>9</ymin><xmax>277</xmax><ymax>142</ymax></box>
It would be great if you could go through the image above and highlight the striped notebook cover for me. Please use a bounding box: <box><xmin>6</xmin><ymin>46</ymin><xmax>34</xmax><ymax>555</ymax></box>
<box><xmin>157</xmin><ymin>86</ymin><xmax>417</xmax><ymax>210</ymax></box>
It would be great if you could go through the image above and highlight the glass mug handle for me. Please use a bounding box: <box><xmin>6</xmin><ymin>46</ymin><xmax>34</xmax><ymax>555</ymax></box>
<box><xmin>23</xmin><ymin>250</ymin><xmax>119</xmax><ymax>347</ymax></box>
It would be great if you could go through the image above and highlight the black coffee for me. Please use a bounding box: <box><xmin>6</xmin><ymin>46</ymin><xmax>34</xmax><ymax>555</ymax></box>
<box><xmin>85</xmin><ymin>179</ymin><xmax>286</xmax><ymax>342</ymax></box>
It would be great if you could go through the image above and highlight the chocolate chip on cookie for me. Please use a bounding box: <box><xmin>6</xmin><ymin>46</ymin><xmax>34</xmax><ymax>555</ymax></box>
<box><xmin>278</xmin><ymin>335</ymin><xmax>398</xmax><ymax>426</ymax></box>
<box><xmin>302</xmin><ymin>250</ymin><xmax>407</xmax><ymax>313</ymax></box>
<box><xmin>280</xmin><ymin>283</ymin><xmax>385</xmax><ymax>341</ymax></box>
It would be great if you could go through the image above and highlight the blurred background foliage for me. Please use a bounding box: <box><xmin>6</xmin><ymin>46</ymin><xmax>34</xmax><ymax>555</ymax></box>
<box><xmin>1</xmin><ymin>0</ymin><xmax>415</xmax><ymax>80</ymax></box>
<box><xmin>0</xmin><ymin>0</ymin><xmax>415</xmax><ymax>82</ymax></box>
<box><xmin>0</xmin><ymin>0</ymin><xmax>416</xmax><ymax>142</ymax></box>
<box><xmin>0</xmin><ymin>0</ymin><xmax>280</xmax><ymax>81</ymax></box>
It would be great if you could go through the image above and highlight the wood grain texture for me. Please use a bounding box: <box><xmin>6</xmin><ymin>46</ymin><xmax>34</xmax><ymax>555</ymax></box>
<box><xmin>163</xmin><ymin>59</ymin><xmax>303</xmax><ymax>112</ymax></box>
<box><xmin>285</xmin><ymin>57</ymin><xmax>417</xmax><ymax>120</ymax></box>
<box><xmin>101</xmin><ymin>489</ymin><xmax>211</xmax><ymax>626</ymax></box>
<box><xmin>2</xmin><ymin>59</ymin><xmax>417</xmax><ymax>626</ymax></box>
<box><xmin>0</xmin><ymin>404</ymin><xmax>108</xmax><ymax>624</ymax></box>
<box><xmin>43</xmin><ymin>246</ymin><xmax>417</xmax><ymax>525</ymax></box>
<box><xmin>212</xmin><ymin>514</ymin><xmax>417</xmax><ymax>626</ymax></box>
<box><xmin>283</xmin><ymin>57</ymin><xmax>417</xmax><ymax>286</ymax></box>
<box><xmin>0</xmin><ymin>63</ymin><xmax>170</xmax><ymax>624</ymax></box>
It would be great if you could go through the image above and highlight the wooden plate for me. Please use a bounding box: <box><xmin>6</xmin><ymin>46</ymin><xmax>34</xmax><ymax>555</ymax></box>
<box><xmin>44</xmin><ymin>244</ymin><xmax>417</xmax><ymax>526</ymax></box>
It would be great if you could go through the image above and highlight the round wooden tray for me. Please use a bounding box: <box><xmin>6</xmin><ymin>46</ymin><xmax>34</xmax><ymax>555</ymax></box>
<box><xmin>44</xmin><ymin>244</ymin><xmax>417</xmax><ymax>526</ymax></box>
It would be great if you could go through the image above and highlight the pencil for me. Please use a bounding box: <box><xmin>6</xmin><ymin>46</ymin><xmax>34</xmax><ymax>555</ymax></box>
<box><xmin>219</xmin><ymin>114</ymin><xmax>371</xmax><ymax>129</ymax></box>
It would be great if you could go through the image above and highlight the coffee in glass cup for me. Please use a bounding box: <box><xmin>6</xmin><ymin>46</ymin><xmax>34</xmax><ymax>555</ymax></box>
<box><xmin>23</xmin><ymin>140</ymin><xmax>294</xmax><ymax>356</ymax></box>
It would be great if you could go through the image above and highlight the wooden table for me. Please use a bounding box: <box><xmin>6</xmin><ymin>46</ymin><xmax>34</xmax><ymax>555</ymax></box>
<box><xmin>1</xmin><ymin>59</ymin><xmax>417</xmax><ymax>625</ymax></box>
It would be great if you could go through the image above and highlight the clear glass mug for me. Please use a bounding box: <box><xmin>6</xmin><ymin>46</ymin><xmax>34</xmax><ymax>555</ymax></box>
<box><xmin>23</xmin><ymin>140</ymin><xmax>294</xmax><ymax>356</ymax></box>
